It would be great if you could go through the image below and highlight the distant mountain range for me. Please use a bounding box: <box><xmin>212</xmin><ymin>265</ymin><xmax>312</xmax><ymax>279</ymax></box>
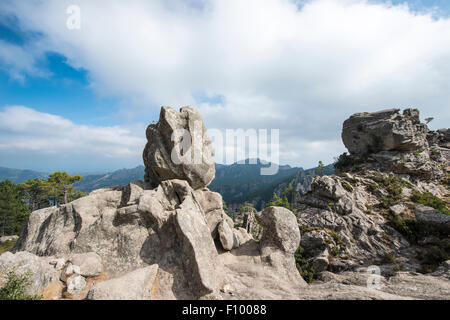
<box><xmin>210</xmin><ymin>159</ymin><xmax>302</xmax><ymax>210</ymax></box>
<box><xmin>0</xmin><ymin>167</ymin><xmax>48</xmax><ymax>183</ymax></box>
<box><xmin>0</xmin><ymin>160</ymin><xmax>335</xmax><ymax>210</ymax></box>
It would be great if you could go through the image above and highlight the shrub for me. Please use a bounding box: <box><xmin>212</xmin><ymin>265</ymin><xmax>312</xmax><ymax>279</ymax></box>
<box><xmin>342</xmin><ymin>182</ymin><xmax>354</xmax><ymax>192</ymax></box>
<box><xmin>0</xmin><ymin>240</ymin><xmax>16</xmax><ymax>255</ymax></box>
<box><xmin>267</xmin><ymin>193</ymin><xmax>290</xmax><ymax>210</ymax></box>
<box><xmin>0</xmin><ymin>270</ymin><xmax>41</xmax><ymax>300</ymax></box>
<box><xmin>381</xmin><ymin>196</ymin><xmax>398</xmax><ymax>209</ymax></box>
<box><xmin>411</xmin><ymin>192</ymin><xmax>450</xmax><ymax>215</ymax></box>
<box><xmin>334</xmin><ymin>153</ymin><xmax>364</xmax><ymax>173</ymax></box>
<box><xmin>294</xmin><ymin>246</ymin><xmax>315</xmax><ymax>283</ymax></box>
<box><xmin>382</xmin><ymin>253</ymin><xmax>397</xmax><ymax>264</ymax></box>
<box><xmin>392</xmin><ymin>264</ymin><xmax>406</xmax><ymax>272</ymax></box>
<box><xmin>388</xmin><ymin>214</ymin><xmax>449</xmax><ymax>273</ymax></box>
<box><xmin>388</xmin><ymin>214</ymin><xmax>412</xmax><ymax>238</ymax></box>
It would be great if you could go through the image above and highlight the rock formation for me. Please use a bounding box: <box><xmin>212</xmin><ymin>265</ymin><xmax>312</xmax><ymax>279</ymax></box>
<box><xmin>341</xmin><ymin>108</ymin><xmax>447</xmax><ymax>179</ymax></box>
<box><xmin>296</xmin><ymin>108</ymin><xmax>449</xmax><ymax>295</ymax></box>
<box><xmin>0</xmin><ymin>106</ymin><xmax>304</xmax><ymax>300</ymax></box>
<box><xmin>143</xmin><ymin>106</ymin><xmax>215</xmax><ymax>189</ymax></box>
<box><xmin>1</xmin><ymin>106</ymin><xmax>449</xmax><ymax>300</ymax></box>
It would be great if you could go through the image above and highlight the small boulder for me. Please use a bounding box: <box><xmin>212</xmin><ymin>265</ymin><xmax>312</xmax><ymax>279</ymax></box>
<box><xmin>256</xmin><ymin>206</ymin><xmax>300</xmax><ymax>254</ymax></box>
<box><xmin>218</xmin><ymin>220</ymin><xmax>239</xmax><ymax>251</ymax></box>
<box><xmin>60</xmin><ymin>263</ymin><xmax>81</xmax><ymax>283</ymax></box>
<box><xmin>68</xmin><ymin>252</ymin><xmax>103</xmax><ymax>277</ymax></box>
<box><xmin>66</xmin><ymin>274</ymin><xmax>86</xmax><ymax>297</ymax></box>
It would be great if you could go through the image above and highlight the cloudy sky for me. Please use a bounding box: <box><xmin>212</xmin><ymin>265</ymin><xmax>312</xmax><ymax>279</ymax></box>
<box><xmin>0</xmin><ymin>0</ymin><xmax>450</xmax><ymax>172</ymax></box>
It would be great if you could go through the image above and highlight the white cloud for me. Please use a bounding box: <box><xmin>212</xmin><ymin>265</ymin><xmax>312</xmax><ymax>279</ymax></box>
<box><xmin>0</xmin><ymin>40</ymin><xmax>48</xmax><ymax>82</ymax></box>
<box><xmin>1</xmin><ymin>0</ymin><xmax>450</xmax><ymax>168</ymax></box>
<box><xmin>0</xmin><ymin>106</ymin><xmax>145</xmax><ymax>158</ymax></box>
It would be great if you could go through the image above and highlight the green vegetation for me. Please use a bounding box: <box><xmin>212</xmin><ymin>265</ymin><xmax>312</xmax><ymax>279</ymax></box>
<box><xmin>315</xmin><ymin>161</ymin><xmax>325</xmax><ymax>176</ymax></box>
<box><xmin>222</xmin><ymin>200</ymin><xmax>228</xmax><ymax>213</ymax></box>
<box><xmin>0</xmin><ymin>180</ymin><xmax>30</xmax><ymax>236</ymax></box>
<box><xmin>0</xmin><ymin>270</ymin><xmax>42</xmax><ymax>300</ymax></box>
<box><xmin>0</xmin><ymin>172</ymin><xmax>86</xmax><ymax>238</ymax></box>
<box><xmin>382</xmin><ymin>253</ymin><xmax>397</xmax><ymax>264</ymax></box>
<box><xmin>268</xmin><ymin>193</ymin><xmax>290</xmax><ymax>210</ymax></box>
<box><xmin>239</xmin><ymin>202</ymin><xmax>255</xmax><ymax>212</ymax></box>
<box><xmin>48</xmin><ymin>172</ymin><xmax>82</xmax><ymax>205</ymax></box>
<box><xmin>392</xmin><ymin>264</ymin><xmax>407</xmax><ymax>272</ymax></box>
<box><xmin>342</xmin><ymin>182</ymin><xmax>354</xmax><ymax>192</ymax></box>
<box><xmin>18</xmin><ymin>178</ymin><xmax>49</xmax><ymax>212</ymax></box>
<box><xmin>388</xmin><ymin>213</ymin><xmax>449</xmax><ymax>273</ymax></box>
<box><xmin>411</xmin><ymin>191</ymin><xmax>450</xmax><ymax>215</ymax></box>
<box><xmin>425</xmin><ymin>117</ymin><xmax>434</xmax><ymax>124</ymax></box>
<box><xmin>281</xmin><ymin>183</ymin><xmax>295</xmax><ymax>204</ymax></box>
<box><xmin>334</xmin><ymin>152</ymin><xmax>364</xmax><ymax>173</ymax></box>
<box><xmin>367</xmin><ymin>173</ymin><xmax>413</xmax><ymax>209</ymax></box>
<box><xmin>294</xmin><ymin>245</ymin><xmax>315</xmax><ymax>283</ymax></box>
<box><xmin>0</xmin><ymin>240</ymin><xmax>16</xmax><ymax>254</ymax></box>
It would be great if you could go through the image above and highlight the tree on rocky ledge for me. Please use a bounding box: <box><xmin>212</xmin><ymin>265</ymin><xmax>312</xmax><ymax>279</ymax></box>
<box><xmin>47</xmin><ymin>172</ymin><xmax>82</xmax><ymax>205</ymax></box>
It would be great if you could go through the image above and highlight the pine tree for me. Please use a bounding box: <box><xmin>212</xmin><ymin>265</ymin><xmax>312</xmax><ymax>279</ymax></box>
<box><xmin>268</xmin><ymin>192</ymin><xmax>291</xmax><ymax>210</ymax></box>
<box><xmin>0</xmin><ymin>180</ymin><xmax>29</xmax><ymax>236</ymax></box>
<box><xmin>18</xmin><ymin>178</ymin><xmax>49</xmax><ymax>211</ymax></box>
<box><xmin>47</xmin><ymin>172</ymin><xmax>82</xmax><ymax>205</ymax></box>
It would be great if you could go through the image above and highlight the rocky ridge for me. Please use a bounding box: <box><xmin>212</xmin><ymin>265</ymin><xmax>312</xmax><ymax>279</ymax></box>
<box><xmin>0</xmin><ymin>106</ymin><xmax>304</xmax><ymax>300</ymax></box>
<box><xmin>296</xmin><ymin>108</ymin><xmax>449</xmax><ymax>296</ymax></box>
<box><xmin>1</xmin><ymin>106</ymin><xmax>449</xmax><ymax>300</ymax></box>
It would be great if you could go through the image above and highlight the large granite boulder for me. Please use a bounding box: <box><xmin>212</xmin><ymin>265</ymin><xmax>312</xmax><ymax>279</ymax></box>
<box><xmin>342</xmin><ymin>108</ymin><xmax>428</xmax><ymax>156</ymax></box>
<box><xmin>341</xmin><ymin>108</ymin><xmax>448</xmax><ymax>179</ymax></box>
<box><xmin>143</xmin><ymin>106</ymin><xmax>215</xmax><ymax>190</ymax></box>
<box><xmin>256</xmin><ymin>206</ymin><xmax>306</xmax><ymax>285</ymax></box>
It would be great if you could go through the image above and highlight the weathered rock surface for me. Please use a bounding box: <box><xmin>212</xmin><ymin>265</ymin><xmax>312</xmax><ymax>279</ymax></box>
<box><xmin>256</xmin><ymin>207</ymin><xmax>306</xmax><ymax>286</ymax></box>
<box><xmin>0</xmin><ymin>235</ymin><xmax>19</xmax><ymax>243</ymax></box>
<box><xmin>415</xmin><ymin>204</ymin><xmax>450</xmax><ymax>233</ymax></box>
<box><xmin>68</xmin><ymin>252</ymin><xmax>103</xmax><ymax>277</ymax></box>
<box><xmin>86</xmin><ymin>265</ymin><xmax>158</xmax><ymax>300</ymax></box>
<box><xmin>297</xmin><ymin>174</ymin><xmax>411</xmax><ymax>269</ymax></box>
<box><xmin>341</xmin><ymin>108</ymin><xmax>447</xmax><ymax>179</ymax></box>
<box><xmin>256</xmin><ymin>206</ymin><xmax>300</xmax><ymax>254</ymax></box>
<box><xmin>66</xmin><ymin>273</ymin><xmax>86</xmax><ymax>297</ymax></box>
<box><xmin>293</xmin><ymin>108</ymin><xmax>449</xmax><ymax>299</ymax></box>
<box><xmin>2</xmin><ymin>106</ymin><xmax>448</xmax><ymax>300</ymax></box>
<box><xmin>143</xmin><ymin>106</ymin><xmax>215</xmax><ymax>189</ymax></box>
<box><xmin>218</xmin><ymin>220</ymin><xmax>239</xmax><ymax>251</ymax></box>
<box><xmin>314</xmin><ymin>269</ymin><xmax>450</xmax><ymax>300</ymax></box>
<box><xmin>342</xmin><ymin>108</ymin><xmax>428</xmax><ymax>155</ymax></box>
<box><xmin>0</xmin><ymin>251</ymin><xmax>58</xmax><ymax>296</ymax></box>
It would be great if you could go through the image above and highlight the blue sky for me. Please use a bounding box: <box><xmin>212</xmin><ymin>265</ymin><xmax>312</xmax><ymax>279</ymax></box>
<box><xmin>1</xmin><ymin>0</ymin><xmax>450</xmax><ymax>172</ymax></box>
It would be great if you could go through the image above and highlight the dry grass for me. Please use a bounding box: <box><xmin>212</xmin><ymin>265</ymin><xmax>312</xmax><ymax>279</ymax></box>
<box><xmin>149</xmin><ymin>269</ymin><xmax>160</xmax><ymax>300</ymax></box>
<box><xmin>41</xmin><ymin>280</ymin><xmax>65</xmax><ymax>300</ymax></box>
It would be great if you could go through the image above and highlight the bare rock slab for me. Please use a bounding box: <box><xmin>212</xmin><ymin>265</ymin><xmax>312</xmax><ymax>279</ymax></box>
<box><xmin>86</xmin><ymin>265</ymin><xmax>159</xmax><ymax>300</ymax></box>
